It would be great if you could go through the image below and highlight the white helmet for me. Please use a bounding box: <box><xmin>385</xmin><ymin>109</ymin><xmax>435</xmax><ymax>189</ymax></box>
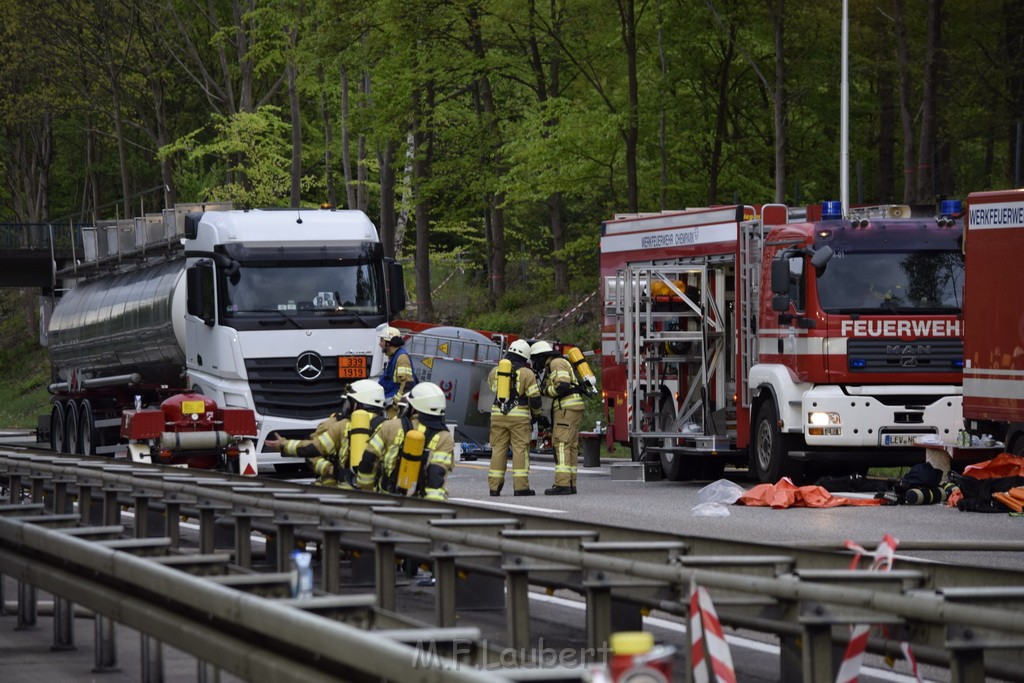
<box><xmin>379</xmin><ymin>326</ymin><xmax>402</xmax><ymax>344</ymax></box>
<box><xmin>406</xmin><ymin>382</ymin><xmax>447</xmax><ymax>416</ymax></box>
<box><xmin>530</xmin><ymin>340</ymin><xmax>554</xmax><ymax>357</ymax></box>
<box><xmin>345</xmin><ymin>379</ymin><xmax>385</xmax><ymax>409</ymax></box>
<box><xmin>508</xmin><ymin>339</ymin><xmax>532</xmax><ymax>361</ymax></box>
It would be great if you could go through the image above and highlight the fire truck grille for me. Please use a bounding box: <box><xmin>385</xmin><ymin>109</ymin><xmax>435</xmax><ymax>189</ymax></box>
<box><xmin>846</xmin><ymin>338</ymin><xmax>963</xmax><ymax>374</ymax></box>
<box><xmin>244</xmin><ymin>356</ymin><xmax>370</xmax><ymax>419</ymax></box>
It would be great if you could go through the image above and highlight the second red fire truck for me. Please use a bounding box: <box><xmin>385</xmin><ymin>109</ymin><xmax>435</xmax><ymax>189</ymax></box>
<box><xmin>600</xmin><ymin>201</ymin><xmax>965</xmax><ymax>482</ymax></box>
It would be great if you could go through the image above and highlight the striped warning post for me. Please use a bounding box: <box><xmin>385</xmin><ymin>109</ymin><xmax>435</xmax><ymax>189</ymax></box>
<box><xmin>834</xmin><ymin>623</ymin><xmax>871</xmax><ymax>683</ymax></box>
<box><xmin>689</xmin><ymin>580</ymin><xmax>736</xmax><ymax>683</ymax></box>
<box><xmin>836</xmin><ymin>535</ymin><xmax>914</xmax><ymax>683</ymax></box>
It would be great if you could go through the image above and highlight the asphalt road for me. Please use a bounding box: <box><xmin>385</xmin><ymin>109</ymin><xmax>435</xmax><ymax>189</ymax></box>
<box><xmin>443</xmin><ymin>449</ymin><xmax>1023</xmax><ymax>571</ymax></box>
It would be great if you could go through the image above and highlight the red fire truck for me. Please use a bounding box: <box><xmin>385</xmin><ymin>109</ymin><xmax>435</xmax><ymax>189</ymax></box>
<box><xmin>962</xmin><ymin>189</ymin><xmax>1024</xmax><ymax>454</ymax></box>
<box><xmin>600</xmin><ymin>202</ymin><xmax>965</xmax><ymax>482</ymax></box>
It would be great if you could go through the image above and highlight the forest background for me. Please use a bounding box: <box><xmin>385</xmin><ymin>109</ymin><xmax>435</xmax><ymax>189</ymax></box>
<box><xmin>0</xmin><ymin>0</ymin><xmax>1022</xmax><ymax>428</ymax></box>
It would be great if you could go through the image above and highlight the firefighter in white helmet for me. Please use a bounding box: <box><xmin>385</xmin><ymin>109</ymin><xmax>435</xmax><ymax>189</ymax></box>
<box><xmin>530</xmin><ymin>340</ymin><xmax>585</xmax><ymax>495</ymax></box>
<box><xmin>377</xmin><ymin>325</ymin><xmax>416</xmax><ymax>417</ymax></box>
<box><xmin>265</xmin><ymin>379</ymin><xmax>387</xmax><ymax>487</ymax></box>
<box><xmin>355</xmin><ymin>382</ymin><xmax>454</xmax><ymax>501</ymax></box>
<box><xmin>486</xmin><ymin>339</ymin><xmax>544</xmax><ymax>496</ymax></box>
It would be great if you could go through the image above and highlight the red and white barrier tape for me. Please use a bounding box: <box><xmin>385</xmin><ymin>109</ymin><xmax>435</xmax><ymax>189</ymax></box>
<box><xmin>536</xmin><ymin>289</ymin><xmax>599</xmax><ymax>338</ymax></box>
<box><xmin>836</xmin><ymin>535</ymin><xmax>925</xmax><ymax>683</ymax></box>
<box><xmin>689</xmin><ymin>580</ymin><xmax>737</xmax><ymax>683</ymax></box>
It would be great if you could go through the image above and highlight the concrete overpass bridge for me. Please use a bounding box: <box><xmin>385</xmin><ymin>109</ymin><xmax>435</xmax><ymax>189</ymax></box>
<box><xmin>0</xmin><ymin>223</ymin><xmax>81</xmax><ymax>291</ymax></box>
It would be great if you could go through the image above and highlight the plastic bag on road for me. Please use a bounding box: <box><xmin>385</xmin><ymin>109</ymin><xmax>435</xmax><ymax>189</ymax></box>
<box><xmin>691</xmin><ymin>502</ymin><xmax>732</xmax><ymax>517</ymax></box>
<box><xmin>698</xmin><ymin>478</ymin><xmax>747</xmax><ymax>505</ymax></box>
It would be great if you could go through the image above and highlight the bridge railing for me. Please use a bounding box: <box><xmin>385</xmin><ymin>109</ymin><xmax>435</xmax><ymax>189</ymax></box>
<box><xmin>0</xmin><ymin>223</ymin><xmax>85</xmax><ymax>252</ymax></box>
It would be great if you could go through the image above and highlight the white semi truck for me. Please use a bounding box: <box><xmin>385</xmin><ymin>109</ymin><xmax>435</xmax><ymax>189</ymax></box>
<box><xmin>42</xmin><ymin>205</ymin><xmax>405</xmax><ymax>475</ymax></box>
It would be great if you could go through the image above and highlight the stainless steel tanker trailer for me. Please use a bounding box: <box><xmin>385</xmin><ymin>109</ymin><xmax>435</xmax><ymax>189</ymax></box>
<box><xmin>41</xmin><ymin>206</ymin><xmax>406</xmax><ymax>474</ymax></box>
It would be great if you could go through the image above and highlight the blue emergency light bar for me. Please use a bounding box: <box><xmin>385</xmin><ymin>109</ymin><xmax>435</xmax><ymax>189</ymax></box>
<box><xmin>821</xmin><ymin>201</ymin><xmax>843</xmax><ymax>220</ymax></box>
<box><xmin>940</xmin><ymin>199</ymin><xmax>962</xmax><ymax>218</ymax></box>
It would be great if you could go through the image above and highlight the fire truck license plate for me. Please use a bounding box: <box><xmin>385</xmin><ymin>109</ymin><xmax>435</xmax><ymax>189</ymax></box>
<box><xmin>882</xmin><ymin>434</ymin><xmax>918</xmax><ymax>446</ymax></box>
<box><xmin>181</xmin><ymin>400</ymin><xmax>205</xmax><ymax>415</ymax></box>
<box><xmin>337</xmin><ymin>356</ymin><xmax>367</xmax><ymax>379</ymax></box>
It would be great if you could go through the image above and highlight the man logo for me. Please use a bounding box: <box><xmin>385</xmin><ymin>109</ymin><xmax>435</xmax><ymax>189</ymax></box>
<box><xmin>296</xmin><ymin>352</ymin><xmax>324</xmax><ymax>381</ymax></box>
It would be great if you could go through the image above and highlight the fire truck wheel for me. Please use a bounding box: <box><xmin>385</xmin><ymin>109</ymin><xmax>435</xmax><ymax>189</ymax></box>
<box><xmin>751</xmin><ymin>400</ymin><xmax>801</xmax><ymax>483</ymax></box>
<box><xmin>661</xmin><ymin>451</ymin><xmax>698</xmax><ymax>481</ymax></box>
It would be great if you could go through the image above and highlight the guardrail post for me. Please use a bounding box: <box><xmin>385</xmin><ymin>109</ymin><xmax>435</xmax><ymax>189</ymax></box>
<box><xmin>16</xmin><ymin>579</ymin><xmax>36</xmax><ymax>630</ymax></box>
<box><xmin>506</xmin><ymin>568</ymin><xmax>531</xmax><ymax>652</ymax></box>
<box><xmin>51</xmin><ymin>476</ymin><xmax>75</xmax><ymax>514</ymax></box>
<box><xmin>93</xmin><ymin>614</ymin><xmax>118</xmax><ymax>672</ymax></box>
<box><xmin>52</xmin><ymin>596</ymin><xmax>76</xmax><ymax>650</ymax></box>
<box><xmin>140</xmin><ymin>634</ymin><xmax>163</xmax><ymax>682</ymax></box>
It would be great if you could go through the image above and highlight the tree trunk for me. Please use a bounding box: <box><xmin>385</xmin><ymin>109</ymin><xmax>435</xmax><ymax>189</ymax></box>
<box><xmin>411</xmin><ymin>81</ymin><xmax>435</xmax><ymax>322</ymax></box>
<box><xmin>340</xmin><ymin>66</ymin><xmax>355</xmax><ymax>210</ymax></box>
<box><xmin>467</xmin><ymin>3</ymin><xmax>507</xmax><ymax>301</ymax></box>
<box><xmin>617</xmin><ymin>0</ymin><xmax>639</xmax><ymax>212</ymax></box>
<box><xmin>319</xmin><ymin>67</ymin><xmax>336</xmax><ymax>208</ymax></box>
<box><xmin>658</xmin><ymin>0</ymin><xmax>668</xmax><ymax>210</ymax></box>
<box><xmin>892</xmin><ymin>0</ymin><xmax>916</xmax><ymax>204</ymax></box>
<box><xmin>770</xmin><ymin>0</ymin><xmax>786</xmax><ymax>203</ymax></box>
<box><xmin>1003</xmin><ymin>0</ymin><xmax>1024</xmax><ymax>184</ymax></box>
<box><xmin>708</xmin><ymin>29</ymin><xmax>737</xmax><ymax>204</ymax></box>
<box><xmin>378</xmin><ymin>141</ymin><xmax>397</xmax><ymax>258</ymax></box>
<box><xmin>549</xmin><ymin>192</ymin><xmax>568</xmax><ymax>290</ymax></box>
<box><xmin>915</xmin><ymin>0</ymin><xmax>942</xmax><ymax>204</ymax></box>
<box><xmin>288</xmin><ymin>47</ymin><xmax>302</xmax><ymax>208</ymax></box>
<box><xmin>358</xmin><ymin>70</ymin><xmax>370</xmax><ymax>212</ymax></box>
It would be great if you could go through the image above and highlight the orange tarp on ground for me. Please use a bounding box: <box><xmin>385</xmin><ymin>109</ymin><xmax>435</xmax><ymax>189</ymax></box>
<box><xmin>962</xmin><ymin>453</ymin><xmax>1024</xmax><ymax>479</ymax></box>
<box><xmin>737</xmin><ymin>478</ymin><xmax>885</xmax><ymax>509</ymax></box>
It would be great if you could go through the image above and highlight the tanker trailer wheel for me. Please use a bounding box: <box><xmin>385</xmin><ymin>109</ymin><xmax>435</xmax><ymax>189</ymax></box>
<box><xmin>751</xmin><ymin>400</ymin><xmax>802</xmax><ymax>483</ymax></box>
<box><xmin>49</xmin><ymin>403</ymin><xmax>66</xmax><ymax>452</ymax></box>
<box><xmin>64</xmin><ymin>399</ymin><xmax>81</xmax><ymax>455</ymax></box>
<box><xmin>78</xmin><ymin>400</ymin><xmax>98</xmax><ymax>456</ymax></box>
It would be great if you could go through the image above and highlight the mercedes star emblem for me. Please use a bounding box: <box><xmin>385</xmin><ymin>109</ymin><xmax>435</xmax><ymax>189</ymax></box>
<box><xmin>296</xmin><ymin>352</ymin><xmax>324</xmax><ymax>381</ymax></box>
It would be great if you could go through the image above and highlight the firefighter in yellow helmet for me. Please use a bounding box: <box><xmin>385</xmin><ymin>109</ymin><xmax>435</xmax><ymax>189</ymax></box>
<box><xmin>378</xmin><ymin>325</ymin><xmax>416</xmax><ymax>417</ymax></box>
<box><xmin>487</xmin><ymin>339</ymin><xmax>544</xmax><ymax>496</ymax></box>
<box><xmin>354</xmin><ymin>382</ymin><xmax>454</xmax><ymax>501</ymax></box>
<box><xmin>265</xmin><ymin>379</ymin><xmax>386</xmax><ymax>487</ymax></box>
<box><xmin>531</xmin><ymin>340</ymin><xmax>585</xmax><ymax>495</ymax></box>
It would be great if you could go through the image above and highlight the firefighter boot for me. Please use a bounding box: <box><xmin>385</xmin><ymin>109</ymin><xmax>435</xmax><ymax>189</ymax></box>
<box><xmin>544</xmin><ymin>485</ymin><xmax>574</xmax><ymax>496</ymax></box>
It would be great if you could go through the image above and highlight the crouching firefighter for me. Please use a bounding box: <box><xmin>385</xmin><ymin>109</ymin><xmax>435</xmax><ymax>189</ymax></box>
<box><xmin>354</xmin><ymin>382</ymin><xmax>454</xmax><ymax>501</ymax></box>
<box><xmin>265</xmin><ymin>379</ymin><xmax>387</xmax><ymax>488</ymax></box>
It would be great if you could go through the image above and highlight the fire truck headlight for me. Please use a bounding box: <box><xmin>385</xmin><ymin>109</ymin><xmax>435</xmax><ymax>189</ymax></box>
<box><xmin>809</xmin><ymin>411</ymin><xmax>840</xmax><ymax>426</ymax></box>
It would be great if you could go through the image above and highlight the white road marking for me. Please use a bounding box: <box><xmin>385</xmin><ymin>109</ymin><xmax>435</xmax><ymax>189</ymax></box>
<box><xmin>447</xmin><ymin>498</ymin><xmax>568</xmax><ymax>514</ymax></box>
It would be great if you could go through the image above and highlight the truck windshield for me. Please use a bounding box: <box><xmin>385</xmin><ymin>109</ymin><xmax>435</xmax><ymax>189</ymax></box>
<box><xmin>815</xmin><ymin>250</ymin><xmax>964</xmax><ymax>313</ymax></box>
<box><xmin>220</xmin><ymin>262</ymin><xmax>383</xmax><ymax>317</ymax></box>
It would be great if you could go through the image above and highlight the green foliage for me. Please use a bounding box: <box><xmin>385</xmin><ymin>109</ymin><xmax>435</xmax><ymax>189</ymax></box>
<box><xmin>0</xmin><ymin>291</ymin><xmax>50</xmax><ymax>429</ymax></box>
<box><xmin>159</xmin><ymin>107</ymin><xmax>306</xmax><ymax>206</ymax></box>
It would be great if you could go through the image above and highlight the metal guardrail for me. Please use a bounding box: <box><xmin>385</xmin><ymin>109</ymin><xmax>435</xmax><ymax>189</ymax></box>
<box><xmin>2</xmin><ymin>449</ymin><xmax>1024</xmax><ymax>682</ymax></box>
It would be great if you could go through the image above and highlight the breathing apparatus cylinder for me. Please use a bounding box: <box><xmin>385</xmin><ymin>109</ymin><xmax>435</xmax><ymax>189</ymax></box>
<box><xmin>566</xmin><ymin>347</ymin><xmax>598</xmax><ymax>393</ymax></box>
<box><xmin>496</xmin><ymin>358</ymin><xmax>513</xmax><ymax>401</ymax></box>
<box><xmin>395</xmin><ymin>429</ymin><xmax>426</xmax><ymax>493</ymax></box>
<box><xmin>348</xmin><ymin>409</ymin><xmax>372</xmax><ymax>468</ymax></box>
<box><xmin>495</xmin><ymin>358</ymin><xmax>516</xmax><ymax>414</ymax></box>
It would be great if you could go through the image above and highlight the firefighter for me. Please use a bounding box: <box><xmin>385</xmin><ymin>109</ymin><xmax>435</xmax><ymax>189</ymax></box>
<box><xmin>264</xmin><ymin>379</ymin><xmax>386</xmax><ymax>487</ymax></box>
<box><xmin>531</xmin><ymin>340</ymin><xmax>586</xmax><ymax>495</ymax></box>
<box><xmin>487</xmin><ymin>339</ymin><xmax>544</xmax><ymax>496</ymax></box>
<box><xmin>378</xmin><ymin>325</ymin><xmax>416</xmax><ymax>417</ymax></box>
<box><xmin>354</xmin><ymin>382</ymin><xmax>454</xmax><ymax>501</ymax></box>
